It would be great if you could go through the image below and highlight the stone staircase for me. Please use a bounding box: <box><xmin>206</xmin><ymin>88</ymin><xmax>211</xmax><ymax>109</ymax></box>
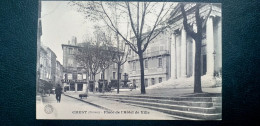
<box><xmin>99</xmin><ymin>94</ymin><xmax>222</xmax><ymax>120</ymax></box>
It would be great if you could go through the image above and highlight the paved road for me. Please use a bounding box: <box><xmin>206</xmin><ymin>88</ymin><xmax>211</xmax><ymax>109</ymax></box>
<box><xmin>37</xmin><ymin>94</ymin><xmax>177</xmax><ymax>120</ymax></box>
<box><xmin>37</xmin><ymin>94</ymin><xmax>105</xmax><ymax>119</ymax></box>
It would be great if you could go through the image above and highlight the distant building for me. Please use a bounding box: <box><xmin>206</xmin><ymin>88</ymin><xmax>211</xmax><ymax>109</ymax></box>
<box><xmin>55</xmin><ymin>61</ymin><xmax>63</xmax><ymax>87</ymax></box>
<box><xmin>39</xmin><ymin>45</ymin><xmax>57</xmax><ymax>90</ymax></box>
<box><xmin>61</xmin><ymin>37</ymin><xmax>124</xmax><ymax>92</ymax></box>
<box><xmin>39</xmin><ymin>46</ymin><xmax>50</xmax><ymax>82</ymax></box>
<box><xmin>62</xmin><ymin>36</ymin><xmax>87</xmax><ymax>92</ymax></box>
<box><xmin>45</xmin><ymin>46</ymin><xmax>57</xmax><ymax>85</ymax></box>
<box><xmin>36</xmin><ymin>0</ymin><xmax>42</xmax><ymax>92</ymax></box>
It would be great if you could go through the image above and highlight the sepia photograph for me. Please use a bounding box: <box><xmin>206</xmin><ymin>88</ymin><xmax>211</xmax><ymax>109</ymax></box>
<box><xmin>36</xmin><ymin>0</ymin><xmax>222</xmax><ymax>120</ymax></box>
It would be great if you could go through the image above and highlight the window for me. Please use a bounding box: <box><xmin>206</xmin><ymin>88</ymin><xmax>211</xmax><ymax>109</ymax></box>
<box><xmin>160</xmin><ymin>46</ymin><xmax>164</xmax><ymax>51</ymax></box>
<box><xmin>78</xmin><ymin>49</ymin><xmax>82</xmax><ymax>52</ymax></box>
<box><xmin>158</xmin><ymin>58</ymin><xmax>162</xmax><ymax>67</ymax></box>
<box><xmin>77</xmin><ymin>74</ymin><xmax>83</xmax><ymax>80</ymax></box>
<box><xmin>83</xmin><ymin>74</ymin><xmax>86</xmax><ymax>79</ymax></box>
<box><xmin>101</xmin><ymin>73</ymin><xmax>105</xmax><ymax>80</ymax></box>
<box><xmin>113</xmin><ymin>72</ymin><xmax>116</xmax><ymax>79</ymax></box>
<box><xmin>73</xmin><ymin>73</ymin><xmax>77</xmax><ymax>80</ymax></box>
<box><xmin>151</xmin><ymin>78</ymin><xmax>155</xmax><ymax>85</ymax></box>
<box><xmin>68</xmin><ymin>58</ymin><xmax>73</xmax><ymax>67</ymax></box>
<box><xmin>68</xmin><ymin>73</ymin><xmax>72</xmax><ymax>80</ymax></box>
<box><xmin>145</xmin><ymin>60</ymin><xmax>148</xmax><ymax>68</ymax></box>
<box><xmin>113</xmin><ymin>63</ymin><xmax>116</xmax><ymax>69</ymax></box>
<box><xmin>145</xmin><ymin>79</ymin><xmax>148</xmax><ymax>87</ymax></box>
<box><xmin>159</xmin><ymin>77</ymin><xmax>162</xmax><ymax>83</ymax></box>
<box><xmin>64</xmin><ymin>73</ymin><xmax>67</xmax><ymax>79</ymax></box>
<box><xmin>69</xmin><ymin>48</ymin><xmax>73</xmax><ymax>54</ymax></box>
<box><xmin>119</xmin><ymin>73</ymin><xmax>121</xmax><ymax>79</ymax></box>
<box><xmin>133</xmin><ymin>62</ymin><xmax>136</xmax><ymax>71</ymax></box>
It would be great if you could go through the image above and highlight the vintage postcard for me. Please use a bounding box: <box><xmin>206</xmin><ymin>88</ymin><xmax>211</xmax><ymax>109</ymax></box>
<box><xmin>36</xmin><ymin>0</ymin><xmax>222</xmax><ymax>120</ymax></box>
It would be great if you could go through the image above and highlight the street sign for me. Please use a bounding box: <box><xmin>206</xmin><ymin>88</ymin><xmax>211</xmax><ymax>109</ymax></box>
<box><xmin>61</xmin><ymin>79</ymin><xmax>87</xmax><ymax>83</ymax></box>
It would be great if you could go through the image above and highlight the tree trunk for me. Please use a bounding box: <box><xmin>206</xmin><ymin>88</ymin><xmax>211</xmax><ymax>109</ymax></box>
<box><xmin>194</xmin><ymin>37</ymin><xmax>203</xmax><ymax>93</ymax></box>
<box><xmin>117</xmin><ymin>63</ymin><xmax>120</xmax><ymax>94</ymax></box>
<box><xmin>93</xmin><ymin>74</ymin><xmax>96</xmax><ymax>94</ymax></box>
<box><xmin>102</xmin><ymin>70</ymin><xmax>105</xmax><ymax>94</ymax></box>
<box><xmin>86</xmin><ymin>72</ymin><xmax>89</xmax><ymax>94</ymax></box>
<box><xmin>138</xmin><ymin>51</ymin><xmax>146</xmax><ymax>94</ymax></box>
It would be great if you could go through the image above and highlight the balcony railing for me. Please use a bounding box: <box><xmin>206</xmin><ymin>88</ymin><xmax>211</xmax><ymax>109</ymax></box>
<box><xmin>128</xmin><ymin>50</ymin><xmax>170</xmax><ymax>61</ymax></box>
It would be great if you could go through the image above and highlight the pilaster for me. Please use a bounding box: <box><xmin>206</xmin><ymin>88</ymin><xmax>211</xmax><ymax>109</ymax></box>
<box><xmin>206</xmin><ymin>17</ymin><xmax>215</xmax><ymax>76</ymax></box>
<box><xmin>181</xmin><ymin>28</ymin><xmax>187</xmax><ymax>77</ymax></box>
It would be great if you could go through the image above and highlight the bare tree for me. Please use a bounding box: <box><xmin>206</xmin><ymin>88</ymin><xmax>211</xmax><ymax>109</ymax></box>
<box><xmin>111</xmin><ymin>38</ymin><xmax>130</xmax><ymax>94</ymax></box>
<box><xmin>75</xmin><ymin>33</ymin><xmax>115</xmax><ymax>93</ymax></box>
<box><xmin>179</xmin><ymin>3</ymin><xmax>212</xmax><ymax>93</ymax></box>
<box><xmin>71</xmin><ymin>1</ymin><xmax>175</xmax><ymax>94</ymax></box>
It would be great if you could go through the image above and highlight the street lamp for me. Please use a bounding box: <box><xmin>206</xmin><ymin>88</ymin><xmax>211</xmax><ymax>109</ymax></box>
<box><xmin>123</xmin><ymin>73</ymin><xmax>129</xmax><ymax>87</ymax></box>
<box><xmin>213</xmin><ymin>50</ymin><xmax>216</xmax><ymax>60</ymax></box>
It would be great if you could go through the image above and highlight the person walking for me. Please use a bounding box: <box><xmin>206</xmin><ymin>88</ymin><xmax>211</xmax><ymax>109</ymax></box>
<box><xmin>55</xmin><ymin>84</ymin><xmax>62</xmax><ymax>103</ymax></box>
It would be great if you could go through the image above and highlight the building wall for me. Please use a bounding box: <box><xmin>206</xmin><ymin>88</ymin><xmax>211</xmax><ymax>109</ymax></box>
<box><xmin>55</xmin><ymin>61</ymin><xmax>63</xmax><ymax>87</ymax></box>
<box><xmin>39</xmin><ymin>45</ymin><xmax>58</xmax><ymax>91</ymax></box>
<box><xmin>127</xmin><ymin>31</ymin><xmax>171</xmax><ymax>87</ymax></box>
<box><xmin>39</xmin><ymin>47</ymin><xmax>49</xmax><ymax>81</ymax></box>
<box><xmin>62</xmin><ymin>37</ymin><xmax>123</xmax><ymax>92</ymax></box>
<box><xmin>126</xmin><ymin>4</ymin><xmax>222</xmax><ymax>88</ymax></box>
<box><xmin>36</xmin><ymin>0</ymin><xmax>42</xmax><ymax>92</ymax></box>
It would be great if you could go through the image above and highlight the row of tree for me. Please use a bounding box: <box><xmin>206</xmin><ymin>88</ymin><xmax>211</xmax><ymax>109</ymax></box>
<box><xmin>74</xmin><ymin>26</ymin><xmax>129</xmax><ymax>94</ymax></box>
<box><xmin>71</xmin><ymin>1</ymin><xmax>213</xmax><ymax>94</ymax></box>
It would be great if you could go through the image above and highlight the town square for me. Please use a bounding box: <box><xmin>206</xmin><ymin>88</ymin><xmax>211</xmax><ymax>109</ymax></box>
<box><xmin>36</xmin><ymin>1</ymin><xmax>222</xmax><ymax>120</ymax></box>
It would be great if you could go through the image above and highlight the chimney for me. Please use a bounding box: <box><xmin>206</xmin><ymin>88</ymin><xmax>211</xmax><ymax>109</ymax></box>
<box><xmin>72</xmin><ymin>36</ymin><xmax>77</xmax><ymax>45</ymax></box>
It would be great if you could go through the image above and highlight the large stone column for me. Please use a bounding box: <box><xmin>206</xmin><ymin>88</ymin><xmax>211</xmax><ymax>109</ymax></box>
<box><xmin>192</xmin><ymin>39</ymin><xmax>196</xmax><ymax>76</ymax></box>
<box><xmin>206</xmin><ymin>17</ymin><xmax>215</xmax><ymax>76</ymax></box>
<box><xmin>192</xmin><ymin>25</ymin><xmax>197</xmax><ymax>77</ymax></box>
<box><xmin>181</xmin><ymin>28</ymin><xmax>187</xmax><ymax>77</ymax></box>
<box><xmin>171</xmin><ymin>33</ymin><xmax>176</xmax><ymax>79</ymax></box>
<box><xmin>186</xmin><ymin>37</ymin><xmax>194</xmax><ymax>77</ymax></box>
<box><xmin>176</xmin><ymin>34</ymin><xmax>181</xmax><ymax>78</ymax></box>
<box><xmin>217</xmin><ymin>18</ymin><xmax>222</xmax><ymax>71</ymax></box>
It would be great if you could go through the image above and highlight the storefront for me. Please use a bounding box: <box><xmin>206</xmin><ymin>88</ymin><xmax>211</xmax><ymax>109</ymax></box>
<box><xmin>61</xmin><ymin>79</ymin><xmax>87</xmax><ymax>92</ymax></box>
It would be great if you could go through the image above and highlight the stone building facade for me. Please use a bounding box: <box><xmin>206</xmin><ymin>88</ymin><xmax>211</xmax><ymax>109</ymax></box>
<box><xmin>62</xmin><ymin>36</ymin><xmax>88</xmax><ymax>92</ymax></box>
<box><xmin>127</xmin><ymin>31</ymin><xmax>171</xmax><ymax>88</ymax></box>
<box><xmin>61</xmin><ymin>37</ymin><xmax>123</xmax><ymax>92</ymax></box>
<box><xmin>168</xmin><ymin>3</ymin><xmax>222</xmax><ymax>83</ymax></box>
<box><xmin>39</xmin><ymin>46</ymin><xmax>50</xmax><ymax>82</ymax></box>
<box><xmin>39</xmin><ymin>45</ymin><xmax>59</xmax><ymax>91</ymax></box>
<box><xmin>126</xmin><ymin>3</ymin><xmax>222</xmax><ymax>88</ymax></box>
<box><xmin>55</xmin><ymin>61</ymin><xmax>63</xmax><ymax>87</ymax></box>
<box><xmin>36</xmin><ymin>0</ymin><xmax>42</xmax><ymax>92</ymax></box>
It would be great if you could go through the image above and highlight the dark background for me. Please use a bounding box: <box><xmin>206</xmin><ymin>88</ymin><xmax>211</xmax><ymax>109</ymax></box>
<box><xmin>0</xmin><ymin>0</ymin><xmax>259</xmax><ymax>125</ymax></box>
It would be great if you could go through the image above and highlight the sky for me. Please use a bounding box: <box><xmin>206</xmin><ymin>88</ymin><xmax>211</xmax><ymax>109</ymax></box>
<box><xmin>41</xmin><ymin>1</ymin><xmax>93</xmax><ymax>64</ymax></box>
<box><xmin>41</xmin><ymin>1</ymin><xmax>175</xmax><ymax>64</ymax></box>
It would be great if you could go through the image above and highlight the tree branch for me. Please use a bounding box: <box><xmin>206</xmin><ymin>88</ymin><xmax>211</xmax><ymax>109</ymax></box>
<box><xmin>180</xmin><ymin>3</ymin><xmax>197</xmax><ymax>39</ymax></box>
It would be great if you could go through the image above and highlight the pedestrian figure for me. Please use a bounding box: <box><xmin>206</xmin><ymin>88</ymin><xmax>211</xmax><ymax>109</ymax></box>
<box><xmin>94</xmin><ymin>81</ymin><xmax>98</xmax><ymax>93</ymax></box>
<box><xmin>55</xmin><ymin>84</ymin><xmax>62</xmax><ymax>103</ymax></box>
<box><xmin>48</xmin><ymin>89</ymin><xmax>50</xmax><ymax>96</ymax></box>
